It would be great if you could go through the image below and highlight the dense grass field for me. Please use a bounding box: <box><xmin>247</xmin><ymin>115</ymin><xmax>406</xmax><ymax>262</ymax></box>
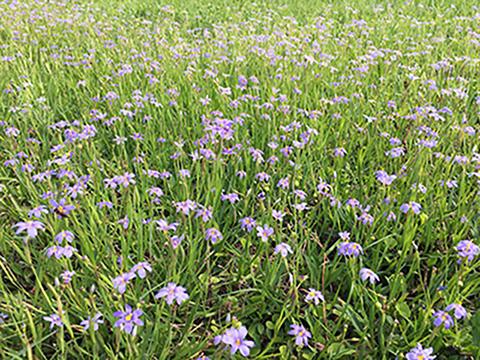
<box><xmin>1</xmin><ymin>0</ymin><xmax>480</xmax><ymax>358</ymax></box>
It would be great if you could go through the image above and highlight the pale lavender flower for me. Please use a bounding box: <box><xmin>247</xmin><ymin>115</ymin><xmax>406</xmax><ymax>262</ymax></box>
<box><xmin>239</xmin><ymin>217</ymin><xmax>256</xmax><ymax>232</ymax></box>
<box><xmin>445</xmin><ymin>303</ymin><xmax>467</xmax><ymax>320</ymax></box>
<box><xmin>62</xmin><ymin>245</ymin><xmax>77</xmax><ymax>258</ymax></box>
<box><xmin>405</xmin><ymin>343</ymin><xmax>436</xmax><ymax>360</ymax></box>
<box><xmin>131</xmin><ymin>262</ymin><xmax>152</xmax><ymax>279</ymax></box>
<box><xmin>338</xmin><ymin>242</ymin><xmax>363</xmax><ymax>258</ymax></box>
<box><xmin>274</xmin><ymin>243</ymin><xmax>293</xmax><ymax>258</ymax></box>
<box><xmin>114</xmin><ymin>172</ymin><xmax>136</xmax><ymax>187</ymax></box>
<box><xmin>433</xmin><ymin>310</ymin><xmax>454</xmax><ymax>329</ymax></box>
<box><xmin>222</xmin><ymin>326</ymin><xmax>255</xmax><ymax>357</ymax></box>
<box><xmin>13</xmin><ymin>220</ymin><xmax>45</xmax><ymax>238</ymax></box>
<box><xmin>195</xmin><ymin>207</ymin><xmax>213</xmax><ymax>222</ymax></box>
<box><xmin>80</xmin><ymin>312</ymin><xmax>104</xmax><ymax>332</ymax></box>
<box><xmin>113</xmin><ymin>305</ymin><xmax>143</xmax><ymax>335</ymax></box>
<box><xmin>205</xmin><ymin>227</ymin><xmax>223</xmax><ymax>244</ymax></box>
<box><xmin>46</xmin><ymin>245</ymin><xmax>64</xmax><ymax>259</ymax></box>
<box><xmin>44</xmin><ymin>313</ymin><xmax>64</xmax><ymax>330</ymax></box>
<box><xmin>112</xmin><ymin>272</ymin><xmax>136</xmax><ymax>294</ymax></box>
<box><xmin>399</xmin><ymin>201</ymin><xmax>421</xmax><ymax>214</ymax></box>
<box><xmin>59</xmin><ymin>270</ymin><xmax>75</xmax><ymax>284</ymax></box>
<box><xmin>28</xmin><ymin>206</ymin><xmax>48</xmax><ymax>219</ymax></box>
<box><xmin>257</xmin><ymin>224</ymin><xmax>274</xmax><ymax>242</ymax></box>
<box><xmin>156</xmin><ymin>219</ymin><xmax>180</xmax><ymax>232</ymax></box>
<box><xmin>117</xmin><ymin>214</ymin><xmax>130</xmax><ymax>229</ymax></box>
<box><xmin>454</xmin><ymin>240</ymin><xmax>480</xmax><ymax>262</ymax></box>
<box><xmin>54</xmin><ymin>230</ymin><xmax>74</xmax><ymax>243</ymax></box>
<box><xmin>289</xmin><ymin>324</ymin><xmax>311</xmax><ymax>346</ymax></box>
<box><xmin>359</xmin><ymin>268</ymin><xmax>380</xmax><ymax>284</ymax></box>
<box><xmin>49</xmin><ymin>198</ymin><xmax>75</xmax><ymax>218</ymax></box>
<box><xmin>174</xmin><ymin>200</ymin><xmax>196</xmax><ymax>215</ymax></box>
<box><xmin>305</xmin><ymin>288</ymin><xmax>324</xmax><ymax>305</ymax></box>
<box><xmin>171</xmin><ymin>234</ymin><xmax>185</xmax><ymax>249</ymax></box>
<box><xmin>333</xmin><ymin>147</ymin><xmax>347</xmax><ymax>157</ymax></box>
<box><xmin>155</xmin><ymin>283</ymin><xmax>189</xmax><ymax>305</ymax></box>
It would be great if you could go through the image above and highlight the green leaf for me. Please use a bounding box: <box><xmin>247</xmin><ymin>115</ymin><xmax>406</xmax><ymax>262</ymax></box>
<box><xmin>266</xmin><ymin>321</ymin><xmax>275</xmax><ymax>330</ymax></box>
<box><xmin>395</xmin><ymin>302</ymin><xmax>411</xmax><ymax>319</ymax></box>
<box><xmin>471</xmin><ymin>309</ymin><xmax>480</xmax><ymax>348</ymax></box>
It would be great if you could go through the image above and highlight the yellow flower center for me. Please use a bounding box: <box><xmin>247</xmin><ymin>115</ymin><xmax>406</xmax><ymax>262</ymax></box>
<box><xmin>125</xmin><ymin>313</ymin><xmax>132</xmax><ymax>321</ymax></box>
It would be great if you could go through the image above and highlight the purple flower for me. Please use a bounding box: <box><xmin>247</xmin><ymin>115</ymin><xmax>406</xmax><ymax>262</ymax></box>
<box><xmin>117</xmin><ymin>214</ymin><xmax>130</xmax><ymax>229</ymax></box>
<box><xmin>359</xmin><ymin>268</ymin><xmax>380</xmax><ymax>284</ymax></box>
<box><xmin>54</xmin><ymin>230</ymin><xmax>74</xmax><ymax>244</ymax></box>
<box><xmin>445</xmin><ymin>303</ymin><xmax>467</xmax><ymax>320</ymax></box>
<box><xmin>195</xmin><ymin>207</ymin><xmax>213</xmax><ymax>222</ymax></box>
<box><xmin>256</xmin><ymin>224</ymin><xmax>274</xmax><ymax>242</ymax></box>
<box><xmin>383</xmin><ymin>211</ymin><xmax>397</xmax><ymax>222</ymax></box>
<box><xmin>49</xmin><ymin>198</ymin><xmax>75</xmax><ymax>219</ymax></box>
<box><xmin>44</xmin><ymin>313</ymin><xmax>64</xmax><ymax>330</ymax></box>
<box><xmin>236</xmin><ymin>170</ymin><xmax>247</xmax><ymax>178</ymax></box>
<box><xmin>13</xmin><ymin>220</ymin><xmax>45</xmax><ymax>238</ymax></box>
<box><xmin>205</xmin><ymin>228</ymin><xmax>223</xmax><ymax>244</ymax></box>
<box><xmin>62</xmin><ymin>245</ymin><xmax>77</xmax><ymax>258</ymax></box>
<box><xmin>96</xmin><ymin>201</ymin><xmax>113</xmax><ymax>209</ymax></box>
<box><xmin>113</xmin><ymin>305</ymin><xmax>143</xmax><ymax>335</ymax></box>
<box><xmin>155</xmin><ymin>283</ymin><xmax>189</xmax><ymax>305</ymax></box>
<box><xmin>80</xmin><ymin>312</ymin><xmax>104</xmax><ymax>332</ymax></box>
<box><xmin>338</xmin><ymin>242</ymin><xmax>363</xmax><ymax>258</ymax></box>
<box><xmin>274</xmin><ymin>243</ymin><xmax>293</xmax><ymax>258</ymax></box>
<box><xmin>455</xmin><ymin>240</ymin><xmax>480</xmax><ymax>262</ymax></box>
<box><xmin>146</xmin><ymin>186</ymin><xmax>164</xmax><ymax>198</ymax></box>
<box><xmin>277</xmin><ymin>177</ymin><xmax>290</xmax><ymax>189</ymax></box>
<box><xmin>178</xmin><ymin>169</ymin><xmax>191</xmax><ymax>178</ymax></box>
<box><xmin>112</xmin><ymin>272</ymin><xmax>136</xmax><ymax>294</ymax></box>
<box><xmin>254</xmin><ymin>172</ymin><xmax>270</xmax><ymax>182</ymax></box>
<box><xmin>433</xmin><ymin>310</ymin><xmax>454</xmax><ymax>329</ymax></box>
<box><xmin>171</xmin><ymin>234</ymin><xmax>185</xmax><ymax>249</ymax></box>
<box><xmin>399</xmin><ymin>201</ymin><xmax>421</xmax><ymax>214</ymax></box>
<box><xmin>305</xmin><ymin>288</ymin><xmax>324</xmax><ymax>305</ymax></box>
<box><xmin>174</xmin><ymin>200</ymin><xmax>196</xmax><ymax>215</ymax></box>
<box><xmin>131</xmin><ymin>262</ymin><xmax>152</xmax><ymax>279</ymax></box>
<box><xmin>114</xmin><ymin>172</ymin><xmax>136</xmax><ymax>187</ymax></box>
<box><xmin>333</xmin><ymin>147</ymin><xmax>347</xmax><ymax>157</ymax></box>
<box><xmin>239</xmin><ymin>217</ymin><xmax>256</xmax><ymax>232</ymax></box>
<box><xmin>338</xmin><ymin>231</ymin><xmax>350</xmax><ymax>240</ymax></box>
<box><xmin>439</xmin><ymin>179</ymin><xmax>458</xmax><ymax>188</ymax></box>
<box><xmin>0</xmin><ymin>313</ymin><xmax>8</xmax><ymax>323</ymax></box>
<box><xmin>272</xmin><ymin>210</ymin><xmax>285</xmax><ymax>222</ymax></box>
<box><xmin>59</xmin><ymin>270</ymin><xmax>75</xmax><ymax>284</ymax></box>
<box><xmin>46</xmin><ymin>245</ymin><xmax>64</xmax><ymax>259</ymax></box>
<box><xmin>405</xmin><ymin>343</ymin><xmax>436</xmax><ymax>360</ymax></box>
<box><xmin>222</xmin><ymin>326</ymin><xmax>255</xmax><ymax>357</ymax></box>
<box><xmin>293</xmin><ymin>203</ymin><xmax>310</xmax><ymax>211</ymax></box>
<box><xmin>156</xmin><ymin>219</ymin><xmax>180</xmax><ymax>232</ymax></box>
<box><xmin>288</xmin><ymin>324</ymin><xmax>312</xmax><ymax>346</ymax></box>
<box><xmin>28</xmin><ymin>206</ymin><xmax>48</xmax><ymax>219</ymax></box>
<box><xmin>221</xmin><ymin>193</ymin><xmax>240</xmax><ymax>204</ymax></box>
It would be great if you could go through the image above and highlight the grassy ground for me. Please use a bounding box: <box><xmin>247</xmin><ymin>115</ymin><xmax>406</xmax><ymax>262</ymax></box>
<box><xmin>0</xmin><ymin>0</ymin><xmax>480</xmax><ymax>359</ymax></box>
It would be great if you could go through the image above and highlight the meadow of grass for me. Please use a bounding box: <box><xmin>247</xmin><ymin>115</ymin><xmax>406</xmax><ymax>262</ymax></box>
<box><xmin>0</xmin><ymin>0</ymin><xmax>480</xmax><ymax>359</ymax></box>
